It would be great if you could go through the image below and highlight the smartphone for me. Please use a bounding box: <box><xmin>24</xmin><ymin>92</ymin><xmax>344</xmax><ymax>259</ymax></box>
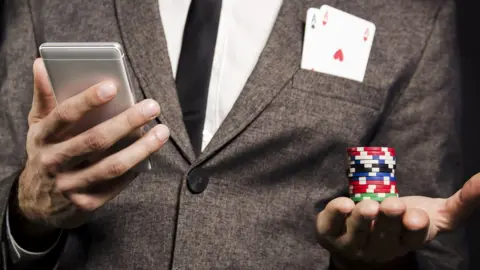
<box><xmin>39</xmin><ymin>42</ymin><xmax>151</xmax><ymax>171</ymax></box>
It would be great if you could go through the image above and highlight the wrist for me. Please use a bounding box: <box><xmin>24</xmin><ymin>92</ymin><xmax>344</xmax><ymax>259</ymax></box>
<box><xmin>9</xmin><ymin>184</ymin><xmax>61</xmax><ymax>252</ymax></box>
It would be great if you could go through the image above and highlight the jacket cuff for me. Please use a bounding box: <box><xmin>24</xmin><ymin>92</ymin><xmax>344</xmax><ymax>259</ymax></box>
<box><xmin>6</xmin><ymin>202</ymin><xmax>64</xmax><ymax>264</ymax></box>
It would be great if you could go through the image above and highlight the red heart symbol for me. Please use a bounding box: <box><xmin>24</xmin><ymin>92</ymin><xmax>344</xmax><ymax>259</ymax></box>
<box><xmin>323</xmin><ymin>12</ymin><xmax>328</xmax><ymax>25</ymax></box>
<box><xmin>334</xmin><ymin>49</ymin><xmax>344</xmax><ymax>62</ymax></box>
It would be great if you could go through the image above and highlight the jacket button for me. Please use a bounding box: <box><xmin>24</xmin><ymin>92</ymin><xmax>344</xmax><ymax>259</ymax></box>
<box><xmin>187</xmin><ymin>168</ymin><xmax>209</xmax><ymax>194</ymax></box>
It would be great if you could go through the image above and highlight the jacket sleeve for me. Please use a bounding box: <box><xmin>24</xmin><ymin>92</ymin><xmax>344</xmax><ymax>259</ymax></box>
<box><xmin>6</xmin><ymin>192</ymin><xmax>65</xmax><ymax>269</ymax></box>
<box><xmin>0</xmin><ymin>172</ymin><xmax>66</xmax><ymax>270</ymax></box>
<box><xmin>367</xmin><ymin>1</ymin><xmax>468</xmax><ymax>269</ymax></box>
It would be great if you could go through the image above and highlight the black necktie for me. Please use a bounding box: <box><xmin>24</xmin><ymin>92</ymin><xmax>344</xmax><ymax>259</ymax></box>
<box><xmin>175</xmin><ymin>0</ymin><xmax>223</xmax><ymax>156</ymax></box>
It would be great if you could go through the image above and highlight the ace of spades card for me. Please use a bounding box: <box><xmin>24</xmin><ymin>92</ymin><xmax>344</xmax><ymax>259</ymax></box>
<box><xmin>301</xmin><ymin>5</ymin><xmax>376</xmax><ymax>83</ymax></box>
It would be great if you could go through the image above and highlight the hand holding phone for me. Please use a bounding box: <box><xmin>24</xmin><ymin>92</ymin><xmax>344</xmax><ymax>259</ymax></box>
<box><xmin>11</xmin><ymin>45</ymin><xmax>170</xmax><ymax>237</ymax></box>
<box><xmin>39</xmin><ymin>42</ymin><xmax>152</xmax><ymax>170</ymax></box>
<box><xmin>40</xmin><ymin>43</ymin><xmax>137</xmax><ymax>136</ymax></box>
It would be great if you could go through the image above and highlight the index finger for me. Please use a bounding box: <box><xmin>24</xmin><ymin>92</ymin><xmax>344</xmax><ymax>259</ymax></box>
<box><xmin>316</xmin><ymin>197</ymin><xmax>355</xmax><ymax>238</ymax></box>
<box><xmin>340</xmin><ymin>199</ymin><xmax>379</xmax><ymax>251</ymax></box>
<box><xmin>39</xmin><ymin>80</ymin><xmax>117</xmax><ymax>140</ymax></box>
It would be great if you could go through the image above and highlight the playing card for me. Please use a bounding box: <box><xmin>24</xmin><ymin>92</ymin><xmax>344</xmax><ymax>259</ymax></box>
<box><xmin>301</xmin><ymin>5</ymin><xmax>376</xmax><ymax>82</ymax></box>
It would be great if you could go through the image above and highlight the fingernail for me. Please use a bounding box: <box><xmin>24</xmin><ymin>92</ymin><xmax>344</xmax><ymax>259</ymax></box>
<box><xmin>154</xmin><ymin>125</ymin><xmax>170</xmax><ymax>142</ymax></box>
<box><xmin>142</xmin><ymin>100</ymin><xmax>160</xmax><ymax>117</ymax></box>
<box><xmin>97</xmin><ymin>82</ymin><xmax>117</xmax><ymax>100</ymax></box>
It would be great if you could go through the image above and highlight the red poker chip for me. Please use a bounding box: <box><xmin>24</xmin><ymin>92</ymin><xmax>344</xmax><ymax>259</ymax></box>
<box><xmin>348</xmin><ymin>151</ymin><xmax>396</xmax><ymax>156</ymax></box>
<box><xmin>347</xmin><ymin>147</ymin><xmax>395</xmax><ymax>153</ymax></box>
<box><xmin>349</xmin><ymin>188</ymin><xmax>397</xmax><ymax>193</ymax></box>
<box><xmin>348</xmin><ymin>180</ymin><xmax>397</xmax><ymax>186</ymax></box>
<box><xmin>349</xmin><ymin>189</ymin><xmax>397</xmax><ymax>193</ymax></box>
<box><xmin>349</xmin><ymin>183</ymin><xmax>396</xmax><ymax>188</ymax></box>
<box><xmin>348</xmin><ymin>181</ymin><xmax>396</xmax><ymax>186</ymax></box>
<box><xmin>349</xmin><ymin>184</ymin><xmax>397</xmax><ymax>189</ymax></box>
<box><xmin>349</xmin><ymin>184</ymin><xmax>396</xmax><ymax>188</ymax></box>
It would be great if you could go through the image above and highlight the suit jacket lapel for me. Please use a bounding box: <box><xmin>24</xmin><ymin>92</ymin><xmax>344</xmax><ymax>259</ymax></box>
<box><xmin>115</xmin><ymin>0</ymin><xmax>196</xmax><ymax>162</ymax></box>
<box><xmin>196</xmin><ymin>1</ymin><xmax>303</xmax><ymax>164</ymax></box>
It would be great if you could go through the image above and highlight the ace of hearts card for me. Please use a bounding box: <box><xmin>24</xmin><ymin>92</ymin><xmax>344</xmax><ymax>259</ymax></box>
<box><xmin>301</xmin><ymin>5</ymin><xmax>376</xmax><ymax>82</ymax></box>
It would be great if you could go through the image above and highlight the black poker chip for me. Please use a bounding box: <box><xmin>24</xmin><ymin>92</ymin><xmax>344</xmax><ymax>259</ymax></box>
<box><xmin>349</xmin><ymin>163</ymin><xmax>396</xmax><ymax>170</ymax></box>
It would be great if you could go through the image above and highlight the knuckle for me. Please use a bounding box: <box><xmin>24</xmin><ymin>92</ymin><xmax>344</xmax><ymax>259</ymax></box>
<box><xmin>55</xmin><ymin>104</ymin><xmax>73</xmax><ymax>122</ymax></box>
<box><xmin>78</xmin><ymin>174</ymin><xmax>98</xmax><ymax>188</ymax></box>
<box><xmin>29</xmin><ymin>124</ymin><xmax>44</xmax><ymax>143</ymax></box>
<box><xmin>38</xmin><ymin>152</ymin><xmax>60</xmax><ymax>169</ymax></box>
<box><xmin>73</xmin><ymin>196</ymin><xmax>99</xmax><ymax>212</ymax></box>
<box><xmin>27</xmin><ymin>111</ymin><xmax>37</xmax><ymax>126</ymax></box>
<box><xmin>85</xmin><ymin>131</ymin><xmax>110</xmax><ymax>151</ymax></box>
<box><xmin>125</xmin><ymin>108</ymin><xmax>142</xmax><ymax>129</ymax></box>
<box><xmin>53</xmin><ymin>148</ymin><xmax>72</xmax><ymax>165</ymax></box>
<box><xmin>106</xmin><ymin>161</ymin><xmax>129</xmax><ymax>177</ymax></box>
<box><xmin>54</xmin><ymin>176</ymin><xmax>69</xmax><ymax>193</ymax></box>
<box><xmin>83</xmin><ymin>90</ymin><xmax>97</xmax><ymax>108</ymax></box>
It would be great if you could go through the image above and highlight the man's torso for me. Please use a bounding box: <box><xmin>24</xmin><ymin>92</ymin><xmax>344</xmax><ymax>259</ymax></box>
<box><xmin>0</xmin><ymin>0</ymin><xmax>449</xmax><ymax>269</ymax></box>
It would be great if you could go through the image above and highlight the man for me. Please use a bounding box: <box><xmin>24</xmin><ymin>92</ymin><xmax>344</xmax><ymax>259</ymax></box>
<box><xmin>0</xmin><ymin>0</ymin><xmax>475</xmax><ymax>269</ymax></box>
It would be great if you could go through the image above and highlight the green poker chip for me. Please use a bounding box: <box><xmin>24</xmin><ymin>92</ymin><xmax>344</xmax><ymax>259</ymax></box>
<box><xmin>351</xmin><ymin>193</ymin><xmax>399</xmax><ymax>202</ymax></box>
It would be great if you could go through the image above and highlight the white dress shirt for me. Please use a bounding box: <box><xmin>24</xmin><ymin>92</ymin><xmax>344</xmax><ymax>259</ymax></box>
<box><xmin>8</xmin><ymin>0</ymin><xmax>283</xmax><ymax>263</ymax></box>
<box><xmin>159</xmin><ymin>0</ymin><xmax>283</xmax><ymax>150</ymax></box>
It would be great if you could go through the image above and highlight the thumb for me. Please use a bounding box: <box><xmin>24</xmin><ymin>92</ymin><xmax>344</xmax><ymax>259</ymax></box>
<box><xmin>444</xmin><ymin>173</ymin><xmax>480</xmax><ymax>229</ymax></box>
<box><xmin>28</xmin><ymin>58</ymin><xmax>56</xmax><ymax>125</ymax></box>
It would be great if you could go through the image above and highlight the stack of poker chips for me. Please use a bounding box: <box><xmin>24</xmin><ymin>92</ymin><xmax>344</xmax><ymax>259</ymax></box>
<box><xmin>347</xmin><ymin>147</ymin><xmax>398</xmax><ymax>202</ymax></box>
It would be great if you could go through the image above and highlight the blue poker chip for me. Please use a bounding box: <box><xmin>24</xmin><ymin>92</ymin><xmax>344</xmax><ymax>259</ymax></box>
<box><xmin>348</xmin><ymin>172</ymin><xmax>395</xmax><ymax>177</ymax></box>
<box><xmin>349</xmin><ymin>176</ymin><xmax>396</xmax><ymax>181</ymax></box>
<box><xmin>349</xmin><ymin>159</ymin><xmax>396</xmax><ymax>165</ymax></box>
<box><xmin>349</xmin><ymin>155</ymin><xmax>396</xmax><ymax>161</ymax></box>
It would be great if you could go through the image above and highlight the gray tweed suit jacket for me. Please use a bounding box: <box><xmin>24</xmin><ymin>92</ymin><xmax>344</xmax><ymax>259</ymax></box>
<box><xmin>0</xmin><ymin>0</ymin><xmax>468</xmax><ymax>269</ymax></box>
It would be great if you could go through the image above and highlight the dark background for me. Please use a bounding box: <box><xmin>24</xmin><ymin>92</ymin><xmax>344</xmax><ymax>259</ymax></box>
<box><xmin>457</xmin><ymin>1</ymin><xmax>480</xmax><ymax>269</ymax></box>
<box><xmin>0</xmin><ymin>0</ymin><xmax>479</xmax><ymax>269</ymax></box>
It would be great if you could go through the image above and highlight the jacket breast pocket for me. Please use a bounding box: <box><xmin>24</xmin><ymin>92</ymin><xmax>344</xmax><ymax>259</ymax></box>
<box><xmin>291</xmin><ymin>69</ymin><xmax>386</xmax><ymax>111</ymax></box>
